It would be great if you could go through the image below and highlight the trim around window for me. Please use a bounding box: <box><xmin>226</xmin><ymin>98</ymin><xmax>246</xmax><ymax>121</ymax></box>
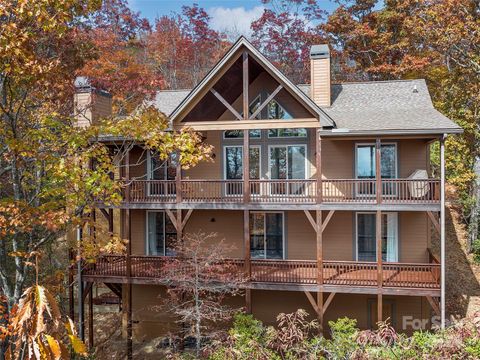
<box><xmin>223</xmin><ymin>145</ymin><xmax>262</xmax><ymax>180</ymax></box>
<box><xmin>267</xmin><ymin>144</ymin><xmax>308</xmax><ymax>180</ymax></box>
<box><xmin>354</xmin><ymin>142</ymin><xmax>398</xmax><ymax>179</ymax></box>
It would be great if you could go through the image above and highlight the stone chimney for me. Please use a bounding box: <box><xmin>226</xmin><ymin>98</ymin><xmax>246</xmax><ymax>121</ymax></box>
<box><xmin>74</xmin><ymin>76</ymin><xmax>112</xmax><ymax>127</ymax></box>
<box><xmin>310</xmin><ymin>44</ymin><xmax>331</xmax><ymax>107</ymax></box>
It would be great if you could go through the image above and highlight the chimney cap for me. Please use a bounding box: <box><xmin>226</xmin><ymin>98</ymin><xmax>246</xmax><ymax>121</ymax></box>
<box><xmin>74</xmin><ymin>76</ymin><xmax>112</xmax><ymax>97</ymax></box>
<box><xmin>74</xmin><ymin>76</ymin><xmax>91</xmax><ymax>89</ymax></box>
<box><xmin>310</xmin><ymin>44</ymin><xmax>330</xmax><ymax>59</ymax></box>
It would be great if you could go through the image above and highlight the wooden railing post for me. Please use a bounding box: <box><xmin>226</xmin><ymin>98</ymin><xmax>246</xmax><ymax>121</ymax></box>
<box><xmin>316</xmin><ymin>129</ymin><xmax>322</xmax><ymax>203</ymax></box>
<box><xmin>375</xmin><ymin>138</ymin><xmax>382</xmax><ymax>204</ymax></box>
<box><xmin>376</xmin><ymin>209</ymin><xmax>383</xmax><ymax>324</ymax></box>
<box><xmin>125</xmin><ymin>148</ymin><xmax>130</xmax><ymax>203</ymax></box>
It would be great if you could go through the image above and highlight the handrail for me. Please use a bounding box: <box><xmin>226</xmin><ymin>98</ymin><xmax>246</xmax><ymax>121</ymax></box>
<box><xmin>84</xmin><ymin>255</ymin><xmax>440</xmax><ymax>289</ymax></box>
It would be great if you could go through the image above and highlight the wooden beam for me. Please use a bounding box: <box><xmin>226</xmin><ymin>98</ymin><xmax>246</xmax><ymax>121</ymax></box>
<box><xmin>176</xmin><ymin>210</ymin><xmax>182</xmax><ymax>243</ymax></box>
<box><xmin>176</xmin><ymin>152</ymin><xmax>182</xmax><ymax>203</ymax></box>
<box><xmin>321</xmin><ymin>210</ymin><xmax>335</xmax><ymax>233</ymax></box>
<box><xmin>99</xmin><ymin>208</ymin><xmax>110</xmax><ymax>221</ymax></box>
<box><xmin>317</xmin><ymin>291</ymin><xmax>324</xmax><ymax>335</ymax></box>
<box><xmin>165</xmin><ymin>209</ymin><xmax>179</xmax><ymax>232</ymax></box>
<box><xmin>426</xmin><ymin>296</ymin><xmax>440</xmax><ymax>316</ymax></box>
<box><xmin>246</xmin><ymin>289</ymin><xmax>252</xmax><ymax>314</ymax></box>
<box><xmin>249</xmin><ymin>85</ymin><xmax>283</xmax><ymax>120</ymax></box>
<box><xmin>316</xmin><ymin>210</ymin><xmax>323</xmax><ymax>285</ymax></box>
<box><xmin>82</xmin><ymin>282</ymin><xmax>94</xmax><ymax>302</ymax></box>
<box><xmin>243</xmin><ymin>51</ymin><xmax>249</xmax><ymax>120</ymax></box>
<box><xmin>181</xmin><ymin>209</ymin><xmax>193</xmax><ymax>230</ymax></box>
<box><xmin>377</xmin><ymin>293</ymin><xmax>383</xmax><ymax>325</ymax></box>
<box><xmin>88</xmin><ymin>284</ymin><xmax>94</xmax><ymax>348</ymax></box>
<box><xmin>323</xmin><ymin>292</ymin><xmax>336</xmax><ymax>315</ymax></box>
<box><xmin>304</xmin><ymin>291</ymin><xmax>320</xmax><ymax>314</ymax></box>
<box><xmin>173</xmin><ymin>118</ymin><xmax>320</xmax><ymax>131</ymax></box>
<box><xmin>375</xmin><ymin>138</ymin><xmax>382</xmax><ymax>204</ymax></box>
<box><xmin>376</xmin><ymin>210</ymin><xmax>383</xmax><ymax>289</ymax></box>
<box><xmin>210</xmin><ymin>88</ymin><xmax>243</xmax><ymax>120</ymax></box>
<box><xmin>244</xmin><ymin>210</ymin><xmax>251</xmax><ymax>279</ymax></box>
<box><xmin>427</xmin><ymin>211</ymin><xmax>441</xmax><ymax>235</ymax></box>
<box><xmin>303</xmin><ymin>210</ymin><xmax>317</xmax><ymax>232</ymax></box>
<box><xmin>316</xmin><ymin>130</ymin><xmax>322</xmax><ymax>204</ymax></box>
<box><xmin>125</xmin><ymin>208</ymin><xmax>132</xmax><ymax>360</ymax></box>
<box><xmin>440</xmin><ymin>135</ymin><xmax>446</xmax><ymax>329</ymax></box>
<box><xmin>108</xmin><ymin>209</ymin><xmax>114</xmax><ymax>233</ymax></box>
<box><xmin>243</xmin><ymin>130</ymin><xmax>250</xmax><ymax>203</ymax></box>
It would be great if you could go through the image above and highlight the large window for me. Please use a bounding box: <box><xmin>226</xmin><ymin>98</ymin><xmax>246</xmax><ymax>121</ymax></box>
<box><xmin>269</xmin><ymin>145</ymin><xmax>307</xmax><ymax>195</ymax></box>
<box><xmin>146</xmin><ymin>211</ymin><xmax>177</xmax><ymax>256</ymax></box>
<box><xmin>147</xmin><ymin>151</ymin><xmax>177</xmax><ymax>196</ymax></box>
<box><xmin>356</xmin><ymin>212</ymin><xmax>398</xmax><ymax>262</ymax></box>
<box><xmin>250</xmin><ymin>212</ymin><xmax>284</xmax><ymax>259</ymax></box>
<box><xmin>355</xmin><ymin>143</ymin><xmax>397</xmax><ymax>196</ymax></box>
<box><xmin>224</xmin><ymin>146</ymin><xmax>260</xmax><ymax>195</ymax></box>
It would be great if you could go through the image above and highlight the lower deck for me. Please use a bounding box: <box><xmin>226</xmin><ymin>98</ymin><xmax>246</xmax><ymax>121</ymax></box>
<box><xmin>83</xmin><ymin>255</ymin><xmax>440</xmax><ymax>296</ymax></box>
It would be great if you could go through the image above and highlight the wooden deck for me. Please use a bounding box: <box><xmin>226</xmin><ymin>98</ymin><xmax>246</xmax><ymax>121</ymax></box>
<box><xmin>83</xmin><ymin>256</ymin><xmax>440</xmax><ymax>294</ymax></box>
<box><xmin>125</xmin><ymin>179</ymin><xmax>439</xmax><ymax>205</ymax></box>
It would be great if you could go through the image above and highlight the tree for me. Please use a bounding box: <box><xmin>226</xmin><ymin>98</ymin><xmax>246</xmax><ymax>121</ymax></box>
<box><xmin>147</xmin><ymin>4</ymin><xmax>230</xmax><ymax>89</ymax></box>
<box><xmin>80</xmin><ymin>0</ymin><xmax>163</xmax><ymax>115</ymax></box>
<box><xmin>161</xmin><ymin>232</ymin><xmax>245</xmax><ymax>357</ymax></box>
<box><xmin>251</xmin><ymin>0</ymin><xmax>327</xmax><ymax>84</ymax></box>
<box><xmin>324</xmin><ymin>0</ymin><xmax>479</xmax><ymax>249</ymax></box>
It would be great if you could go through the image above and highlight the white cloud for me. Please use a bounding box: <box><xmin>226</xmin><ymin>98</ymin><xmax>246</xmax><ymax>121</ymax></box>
<box><xmin>208</xmin><ymin>6</ymin><xmax>265</xmax><ymax>39</ymax></box>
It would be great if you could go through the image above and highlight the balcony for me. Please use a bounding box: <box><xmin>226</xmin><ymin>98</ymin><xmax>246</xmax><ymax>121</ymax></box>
<box><xmin>125</xmin><ymin>178</ymin><xmax>440</xmax><ymax>206</ymax></box>
<box><xmin>83</xmin><ymin>255</ymin><xmax>440</xmax><ymax>295</ymax></box>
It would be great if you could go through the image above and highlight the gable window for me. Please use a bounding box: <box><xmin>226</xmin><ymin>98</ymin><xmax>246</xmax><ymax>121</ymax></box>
<box><xmin>224</xmin><ymin>95</ymin><xmax>262</xmax><ymax>139</ymax></box>
<box><xmin>267</xmin><ymin>99</ymin><xmax>293</xmax><ymax>120</ymax></box>
<box><xmin>355</xmin><ymin>143</ymin><xmax>397</xmax><ymax>196</ymax></box>
<box><xmin>250</xmin><ymin>212</ymin><xmax>284</xmax><ymax>259</ymax></box>
<box><xmin>268</xmin><ymin>128</ymin><xmax>307</xmax><ymax>138</ymax></box>
<box><xmin>356</xmin><ymin>212</ymin><xmax>398</xmax><ymax>262</ymax></box>
<box><xmin>146</xmin><ymin>211</ymin><xmax>177</xmax><ymax>256</ymax></box>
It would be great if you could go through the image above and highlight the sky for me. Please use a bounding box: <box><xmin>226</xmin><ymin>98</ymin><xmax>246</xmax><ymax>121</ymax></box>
<box><xmin>127</xmin><ymin>0</ymin><xmax>340</xmax><ymax>37</ymax></box>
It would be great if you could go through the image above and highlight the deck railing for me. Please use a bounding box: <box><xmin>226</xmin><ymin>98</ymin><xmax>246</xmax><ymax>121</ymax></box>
<box><xmin>84</xmin><ymin>255</ymin><xmax>440</xmax><ymax>290</ymax></box>
<box><xmin>124</xmin><ymin>178</ymin><xmax>439</xmax><ymax>205</ymax></box>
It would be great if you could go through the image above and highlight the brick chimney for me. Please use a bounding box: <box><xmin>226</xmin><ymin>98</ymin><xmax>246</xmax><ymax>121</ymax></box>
<box><xmin>74</xmin><ymin>76</ymin><xmax>112</xmax><ymax>127</ymax></box>
<box><xmin>310</xmin><ymin>44</ymin><xmax>331</xmax><ymax>107</ymax></box>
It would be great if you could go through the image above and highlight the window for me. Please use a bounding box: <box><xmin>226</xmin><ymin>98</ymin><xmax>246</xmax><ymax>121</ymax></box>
<box><xmin>224</xmin><ymin>96</ymin><xmax>262</xmax><ymax>139</ymax></box>
<box><xmin>268</xmin><ymin>128</ymin><xmax>307</xmax><ymax>138</ymax></box>
<box><xmin>224</xmin><ymin>146</ymin><xmax>260</xmax><ymax>195</ymax></box>
<box><xmin>269</xmin><ymin>145</ymin><xmax>307</xmax><ymax>195</ymax></box>
<box><xmin>250</xmin><ymin>212</ymin><xmax>284</xmax><ymax>259</ymax></box>
<box><xmin>146</xmin><ymin>211</ymin><xmax>177</xmax><ymax>256</ymax></box>
<box><xmin>147</xmin><ymin>151</ymin><xmax>177</xmax><ymax>196</ymax></box>
<box><xmin>355</xmin><ymin>143</ymin><xmax>397</xmax><ymax>196</ymax></box>
<box><xmin>356</xmin><ymin>212</ymin><xmax>398</xmax><ymax>262</ymax></box>
<box><xmin>267</xmin><ymin>99</ymin><xmax>292</xmax><ymax>120</ymax></box>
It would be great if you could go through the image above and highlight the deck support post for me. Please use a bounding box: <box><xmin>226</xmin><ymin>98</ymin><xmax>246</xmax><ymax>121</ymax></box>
<box><xmin>76</xmin><ymin>228</ymin><xmax>85</xmax><ymax>341</ymax></box>
<box><xmin>376</xmin><ymin>138</ymin><xmax>382</xmax><ymax>204</ymax></box>
<box><xmin>440</xmin><ymin>135</ymin><xmax>446</xmax><ymax>329</ymax></box>
<box><xmin>316</xmin><ymin>210</ymin><xmax>323</xmax><ymax>334</ymax></box>
<box><xmin>245</xmin><ymin>289</ymin><xmax>252</xmax><ymax>314</ymax></box>
<box><xmin>316</xmin><ymin>130</ymin><xmax>322</xmax><ymax>203</ymax></box>
<box><xmin>176</xmin><ymin>209</ymin><xmax>183</xmax><ymax>243</ymax></box>
<box><xmin>244</xmin><ymin>210</ymin><xmax>251</xmax><ymax>313</ymax></box>
<box><xmin>88</xmin><ymin>283</ymin><xmax>94</xmax><ymax>348</ymax></box>
<box><xmin>68</xmin><ymin>249</ymin><xmax>75</xmax><ymax>321</ymax></box>
<box><xmin>376</xmin><ymin>210</ymin><xmax>383</xmax><ymax>324</ymax></box>
<box><xmin>123</xmin><ymin>149</ymin><xmax>133</xmax><ymax>360</ymax></box>
<box><xmin>176</xmin><ymin>151</ymin><xmax>182</xmax><ymax>203</ymax></box>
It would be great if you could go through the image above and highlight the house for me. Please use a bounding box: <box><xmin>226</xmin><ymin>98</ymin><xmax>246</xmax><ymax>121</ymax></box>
<box><xmin>72</xmin><ymin>37</ymin><xmax>462</xmax><ymax>351</ymax></box>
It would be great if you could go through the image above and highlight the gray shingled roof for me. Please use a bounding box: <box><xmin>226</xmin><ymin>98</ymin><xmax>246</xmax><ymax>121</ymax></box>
<box><xmin>153</xmin><ymin>79</ymin><xmax>461</xmax><ymax>134</ymax></box>
<box><xmin>298</xmin><ymin>79</ymin><xmax>461</xmax><ymax>133</ymax></box>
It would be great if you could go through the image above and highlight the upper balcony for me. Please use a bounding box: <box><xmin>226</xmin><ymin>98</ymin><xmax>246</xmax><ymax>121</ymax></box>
<box><xmin>124</xmin><ymin>178</ymin><xmax>440</xmax><ymax>209</ymax></box>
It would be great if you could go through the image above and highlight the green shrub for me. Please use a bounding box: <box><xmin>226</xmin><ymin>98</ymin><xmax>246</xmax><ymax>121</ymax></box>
<box><xmin>472</xmin><ymin>239</ymin><xmax>480</xmax><ymax>263</ymax></box>
<box><xmin>323</xmin><ymin>318</ymin><xmax>359</xmax><ymax>359</ymax></box>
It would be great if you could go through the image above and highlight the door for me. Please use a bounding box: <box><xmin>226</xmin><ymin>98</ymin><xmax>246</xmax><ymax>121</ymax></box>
<box><xmin>269</xmin><ymin>145</ymin><xmax>306</xmax><ymax>195</ymax></box>
<box><xmin>356</xmin><ymin>212</ymin><xmax>398</xmax><ymax>262</ymax></box>
<box><xmin>224</xmin><ymin>146</ymin><xmax>260</xmax><ymax>196</ymax></box>
<box><xmin>250</xmin><ymin>212</ymin><xmax>284</xmax><ymax>259</ymax></box>
<box><xmin>355</xmin><ymin>144</ymin><xmax>397</xmax><ymax>197</ymax></box>
<box><xmin>146</xmin><ymin>211</ymin><xmax>177</xmax><ymax>256</ymax></box>
<box><xmin>147</xmin><ymin>151</ymin><xmax>176</xmax><ymax>196</ymax></box>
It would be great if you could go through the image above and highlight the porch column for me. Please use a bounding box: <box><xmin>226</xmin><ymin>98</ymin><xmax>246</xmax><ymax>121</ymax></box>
<box><xmin>88</xmin><ymin>283</ymin><xmax>94</xmax><ymax>348</ymax></box>
<box><xmin>68</xmin><ymin>249</ymin><xmax>75</xmax><ymax>321</ymax></box>
<box><xmin>376</xmin><ymin>209</ymin><xmax>383</xmax><ymax>323</ymax></box>
<box><xmin>440</xmin><ymin>135</ymin><xmax>446</xmax><ymax>328</ymax></box>
<box><xmin>316</xmin><ymin>210</ymin><xmax>323</xmax><ymax>333</ymax></box>
<box><xmin>244</xmin><ymin>210</ymin><xmax>251</xmax><ymax>313</ymax></box>
<box><xmin>176</xmin><ymin>151</ymin><xmax>182</xmax><ymax>203</ymax></box>
<box><xmin>375</xmin><ymin>138</ymin><xmax>382</xmax><ymax>204</ymax></box>
<box><xmin>316</xmin><ymin>129</ymin><xmax>322</xmax><ymax>203</ymax></box>
<box><xmin>243</xmin><ymin>130</ymin><xmax>250</xmax><ymax>203</ymax></box>
<box><xmin>124</xmin><ymin>149</ymin><xmax>133</xmax><ymax>360</ymax></box>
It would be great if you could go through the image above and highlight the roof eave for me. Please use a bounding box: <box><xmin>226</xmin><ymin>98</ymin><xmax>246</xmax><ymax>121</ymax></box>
<box><xmin>319</xmin><ymin>128</ymin><xmax>463</xmax><ymax>137</ymax></box>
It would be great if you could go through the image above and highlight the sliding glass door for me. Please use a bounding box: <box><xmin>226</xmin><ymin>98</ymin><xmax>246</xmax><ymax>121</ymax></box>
<box><xmin>146</xmin><ymin>211</ymin><xmax>177</xmax><ymax>256</ymax></box>
<box><xmin>224</xmin><ymin>146</ymin><xmax>260</xmax><ymax>195</ymax></box>
<box><xmin>269</xmin><ymin>145</ymin><xmax>306</xmax><ymax>195</ymax></box>
<box><xmin>356</xmin><ymin>212</ymin><xmax>398</xmax><ymax>262</ymax></box>
<box><xmin>250</xmin><ymin>212</ymin><xmax>284</xmax><ymax>259</ymax></box>
<box><xmin>355</xmin><ymin>144</ymin><xmax>397</xmax><ymax>196</ymax></box>
<box><xmin>147</xmin><ymin>151</ymin><xmax>177</xmax><ymax>196</ymax></box>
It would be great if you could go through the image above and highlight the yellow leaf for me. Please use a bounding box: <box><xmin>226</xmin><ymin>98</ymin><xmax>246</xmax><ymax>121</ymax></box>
<box><xmin>69</xmin><ymin>335</ymin><xmax>87</xmax><ymax>356</ymax></box>
<box><xmin>45</xmin><ymin>335</ymin><xmax>61</xmax><ymax>360</ymax></box>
